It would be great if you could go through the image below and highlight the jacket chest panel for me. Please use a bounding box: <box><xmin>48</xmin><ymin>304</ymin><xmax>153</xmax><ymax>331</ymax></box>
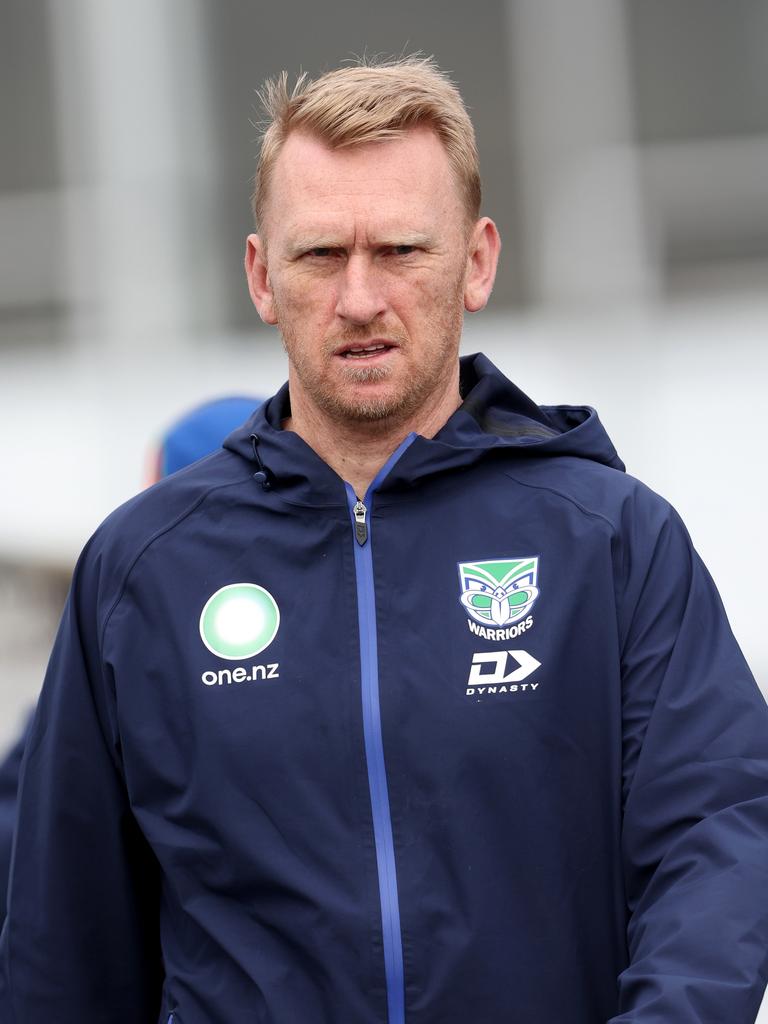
<box><xmin>369</xmin><ymin>486</ymin><xmax>620</xmax><ymax>735</ymax></box>
<box><xmin>108</xmin><ymin>516</ymin><xmax>373</xmax><ymax>854</ymax></box>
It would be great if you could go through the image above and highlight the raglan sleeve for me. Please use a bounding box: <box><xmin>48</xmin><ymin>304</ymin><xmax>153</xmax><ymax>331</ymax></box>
<box><xmin>609</xmin><ymin>491</ymin><xmax>768</xmax><ymax>1023</ymax></box>
<box><xmin>0</xmin><ymin>539</ymin><xmax>163</xmax><ymax>1022</ymax></box>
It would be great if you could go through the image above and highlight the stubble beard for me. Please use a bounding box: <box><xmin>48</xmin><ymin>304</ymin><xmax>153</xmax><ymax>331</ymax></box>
<box><xmin>276</xmin><ymin>282</ymin><xmax>465</xmax><ymax>428</ymax></box>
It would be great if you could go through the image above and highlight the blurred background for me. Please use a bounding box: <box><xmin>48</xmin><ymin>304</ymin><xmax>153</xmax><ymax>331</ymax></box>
<box><xmin>1</xmin><ymin>0</ymin><xmax>766</xmax><ymax>955</ymax></box>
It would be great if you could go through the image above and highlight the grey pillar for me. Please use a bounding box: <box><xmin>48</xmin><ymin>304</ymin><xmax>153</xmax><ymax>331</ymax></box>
<box><xmin>506</xmin><ymin>0</ymin><xmax>658</xmax><ymax>308</ymax></box>
<box><xmin>47</xmin><ymin>0</ymin><xmax>222</xmax><ymax>350</ymax></box>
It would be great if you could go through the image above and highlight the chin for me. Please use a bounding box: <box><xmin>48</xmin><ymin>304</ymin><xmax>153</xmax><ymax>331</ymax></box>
<box><xmin>322</xmin><ymin>384</ymin><xmax>409</xmax><ymax>424</ymax></box>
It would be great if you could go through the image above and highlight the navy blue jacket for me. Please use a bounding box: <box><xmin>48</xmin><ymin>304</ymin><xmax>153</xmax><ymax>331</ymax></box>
<box><xmin>0</xmin><ymin>725</ymin><xmax>29</xmax><ymax>923</ymax></box>
<box><xmin>2</xmin><ymin>353</ymin><xmax>767</xmax><ymax>1023</ymax></box>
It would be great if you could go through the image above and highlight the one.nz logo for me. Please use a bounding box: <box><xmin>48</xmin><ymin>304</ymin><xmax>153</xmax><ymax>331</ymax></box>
<box><xmin>198</xmin><ymin>583</ymin><xmax>281</xmax><ymax>687</ymax></box>
<box><xmin>458</xmin><ymin>557</ymin><xmax>539</xmax><ymax>641</ymax></box>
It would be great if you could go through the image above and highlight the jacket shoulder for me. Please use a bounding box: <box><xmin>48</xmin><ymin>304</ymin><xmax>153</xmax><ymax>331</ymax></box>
<box><xmin>77</xmin><ymin>449</ymin><xmax>254</xmax><ymax>629</ymax></box>
<box><xmin>505</xmin><ymin>454</ymin><xmax>678</xmax><ymax>537</ymax></box>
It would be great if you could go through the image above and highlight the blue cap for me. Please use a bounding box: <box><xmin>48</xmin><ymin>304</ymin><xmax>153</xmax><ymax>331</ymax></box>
<box><xmin>155</xmin><ymin>395</ymin><xmax>262</xmax><ymax>480</ymax></box>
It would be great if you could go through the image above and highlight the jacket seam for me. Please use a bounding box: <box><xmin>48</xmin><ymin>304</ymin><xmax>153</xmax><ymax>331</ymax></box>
<box><xmin>99</xmin><ymin>478</ymin><xmax>253</xmax><ymax>652</ymax></box>
<box><xmin>264</xmin><ymin>494</ymin><xmax>347</xmax><ymax>512</ymax></box>
<box><xmin>497</xmin><ymin>466</ymin><xmax>628</xmax><ymax>675</ymax></box>
<box><xmin>497</xmin><ymin>469</ymin><xmax>618</xmax><ymax>532</ymax></box>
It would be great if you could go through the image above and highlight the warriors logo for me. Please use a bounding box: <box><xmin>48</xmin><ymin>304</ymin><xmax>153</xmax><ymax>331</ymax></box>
<box><xmin>458</xmin><ymin>558</ymin><xmax>540</xmax><ymax>627</ymax></box>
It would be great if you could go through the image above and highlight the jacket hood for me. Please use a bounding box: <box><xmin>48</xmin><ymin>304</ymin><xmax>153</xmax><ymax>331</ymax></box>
<box><xmin>223</xmin><ymin>352</ymin><xmax>624</xmax><ymax>503</ymax></box>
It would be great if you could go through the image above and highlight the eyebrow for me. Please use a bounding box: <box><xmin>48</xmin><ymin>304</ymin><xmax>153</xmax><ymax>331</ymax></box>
<box><xmin>285</xmin><ymin>232</ymin><xmax>436</xmax><ymax>258</ymax></box>
<box><xmin>379</xmin><ymin>233</ymin><xmax>435</xmax><ymax>248</ymax></box>
<box><xmin>284</xmin><ymin>237</ymin><xmax>339</xmax><ymax>258</ymax></box>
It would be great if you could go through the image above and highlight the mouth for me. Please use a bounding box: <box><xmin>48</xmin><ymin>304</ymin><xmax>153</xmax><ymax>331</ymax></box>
<box><xmin>334</xmin><ymin>340</ymin><xmax>399</xmax><ymax>361</ymax></box>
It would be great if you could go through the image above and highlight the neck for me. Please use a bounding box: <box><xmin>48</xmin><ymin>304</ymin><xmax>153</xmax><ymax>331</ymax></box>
<box><xmin>284</xmin><ymin>381</ymin><xmax>462</xmax><ymax>499</ymax></box>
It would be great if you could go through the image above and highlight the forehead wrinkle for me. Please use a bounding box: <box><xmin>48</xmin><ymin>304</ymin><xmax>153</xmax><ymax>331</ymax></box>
<box><xmin>283</xmin><ymin>215</ymin><xmax>439</xmax><ymax>254</ymax></box>
<box><xmin>278</xmin><ymin>161</ymin><xmax>414</xmax><ymax>202</ymax></box>
<box><xmin>277</xmin><ymin>162</ymin><xmax>446</xmax><ymax>214</ymax></box>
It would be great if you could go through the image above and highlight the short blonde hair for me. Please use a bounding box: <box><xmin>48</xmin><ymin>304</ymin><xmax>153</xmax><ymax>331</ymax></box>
<box><xmin>252</xmin><ymin>55</ymin><xmax>481</xmax><ymax>232</ymax></box>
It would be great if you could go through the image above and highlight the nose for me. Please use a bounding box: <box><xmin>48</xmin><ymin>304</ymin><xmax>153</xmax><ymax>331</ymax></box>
<box><xmin>334</xmin><ymin>255</ymin><xmax>387</xmax><ymax>326</ymax></box>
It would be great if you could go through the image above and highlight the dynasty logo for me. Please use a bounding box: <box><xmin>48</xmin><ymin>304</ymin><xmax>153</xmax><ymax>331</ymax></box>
<box><xmin>457</xmin><ymin>557</ymin><xmax>539</xmax><ymax>640</ymax></box>
<box><xmin>465</xmin><ymin>649</ymin><xmax>541</xmax><ymax>698</ymax></box>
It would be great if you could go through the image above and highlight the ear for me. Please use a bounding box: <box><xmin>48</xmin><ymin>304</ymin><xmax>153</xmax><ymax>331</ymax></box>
<box><xmin>463</xmin><ymin>217</ymin><xmax>501</xmax><ymax>313</ymax></box>
<box><xmin>245</xmin><ymin>234</ymin><xmax>278</xmax><ymax>325</ymax></box>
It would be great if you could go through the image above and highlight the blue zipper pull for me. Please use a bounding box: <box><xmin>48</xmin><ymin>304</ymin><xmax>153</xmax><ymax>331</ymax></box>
<box><xmin>353</xmin><ymin>499</ymin><xmax>368</xmax><ymax>546</ymax></box>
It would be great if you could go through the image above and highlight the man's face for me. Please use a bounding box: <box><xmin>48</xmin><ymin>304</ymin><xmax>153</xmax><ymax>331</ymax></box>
<box><xmin>246</xmin><ymin>127</ymin><xmax>497</xmax><ymax>428</ymax></box>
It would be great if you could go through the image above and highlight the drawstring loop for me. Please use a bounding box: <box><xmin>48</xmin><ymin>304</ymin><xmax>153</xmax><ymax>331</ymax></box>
<box><xmin>250</xmin><ymin>433</ymin><xmax>272</xmax><ymax>490</ymax></box>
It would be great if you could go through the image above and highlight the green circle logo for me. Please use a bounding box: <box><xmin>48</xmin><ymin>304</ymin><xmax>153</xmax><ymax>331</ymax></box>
<box><xmin>199</xmin><ymin>583</ymin><xmax>280</xmax><ymax>660</ymax></box>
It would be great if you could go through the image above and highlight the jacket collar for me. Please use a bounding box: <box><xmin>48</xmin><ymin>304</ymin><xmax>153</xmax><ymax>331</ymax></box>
<box><xmin>223</xmin><ymin>352</ymin><xmax>624</xmax><ymax>505</ymax></box>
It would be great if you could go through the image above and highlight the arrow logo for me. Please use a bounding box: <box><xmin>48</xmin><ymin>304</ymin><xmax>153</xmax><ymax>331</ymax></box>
<box><xmin>467</xmin><ymin>650</ymin><xmax>541</xmax><ymax>687</ymax></box>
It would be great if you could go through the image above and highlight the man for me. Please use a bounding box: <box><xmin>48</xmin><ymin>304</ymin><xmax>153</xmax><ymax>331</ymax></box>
<box><xmin>2</xmin><ymin>56</ymin><xmax>767</xmax><ymax>1024</ymax></box>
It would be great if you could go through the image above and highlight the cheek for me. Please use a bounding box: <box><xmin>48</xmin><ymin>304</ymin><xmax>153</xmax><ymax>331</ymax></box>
<box><xmin>391</xmin><ymin>271</ymin><xmax>440</xmax><ymax>306</ymax></box>
<box><xmin>396</xmin><ymin>272</ymin><xmax>463</xmax><ymax>325</ymax></box>
<box><xmin>274</xmin><ymin>274</ymin><xmax>335</xmax><ymax>323</ymax></box>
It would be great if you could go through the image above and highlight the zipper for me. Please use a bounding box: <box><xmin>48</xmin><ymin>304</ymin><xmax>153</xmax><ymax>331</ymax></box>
<box><xmin>346</xmin><ymin>434</ymin><xmax>415</xmax><ymax>1024</ymax></box>
<box><xmin>353</xmin><ymin>499</ymin><xmax>368</xmax><ymax>545</ymax></box>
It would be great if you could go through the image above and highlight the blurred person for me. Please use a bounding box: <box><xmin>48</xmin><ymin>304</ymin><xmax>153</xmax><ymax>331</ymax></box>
<box><xmin>147</xmin><ymin>395</ymin><xmax>263</xmax><ymax>482</ymax></box>
<box><xmin>2</xmin><ymin>55</ymin><xmax>768</xmax><ymax>1024</ymax></box>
